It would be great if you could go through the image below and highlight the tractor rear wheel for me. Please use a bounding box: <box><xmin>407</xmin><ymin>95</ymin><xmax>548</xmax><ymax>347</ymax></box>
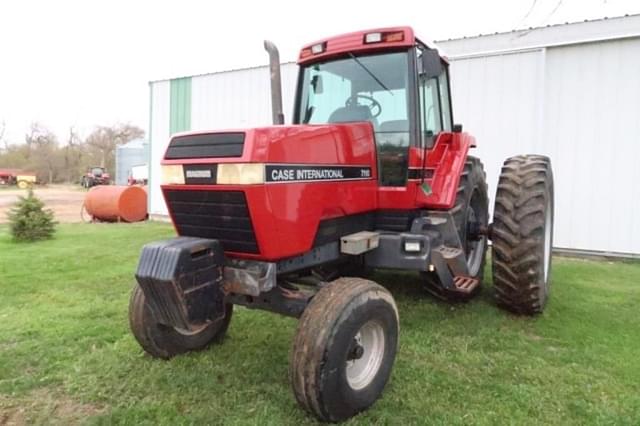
<box><xmin>423</xmin><ymin>155</ymin><xmax>489</xmax><ymax>300</ymax></box>
<box><xmin>290</xmin><ymin>277</ymin><xmax>399</xmax><ymax>422</ymax></box>
<box><xmin>17</xmin><ymin>180</ymin><xmax>29</xmax><ymax>190</ymax></box>
<box><xmin>129</xmin><ymin>284</ymin><xmax>232</xmax><ymax>359</ymax></box>
<box><xmin>491</xmin><ymin>155</ymin><xmax>554</xmax><ymax>314</ymax></box>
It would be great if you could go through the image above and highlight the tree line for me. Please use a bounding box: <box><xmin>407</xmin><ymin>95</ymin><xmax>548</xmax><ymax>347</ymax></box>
<box><xmin>0</xmin><ymin>122</ymin><xmax>144</xmax><ymax>184</ymax></box>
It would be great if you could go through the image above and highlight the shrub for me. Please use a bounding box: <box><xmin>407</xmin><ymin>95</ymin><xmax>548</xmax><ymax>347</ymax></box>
<box><xmin>7</xmin><ymin>189</ymin><xmax>57</xmax><ymax>242</ymax></box>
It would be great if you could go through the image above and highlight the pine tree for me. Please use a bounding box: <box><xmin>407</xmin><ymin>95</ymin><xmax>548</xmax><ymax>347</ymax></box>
<box><xmin>7</xmin><ymin>189</ymin><xmax>57</xmax><ymax>242</ymax></box>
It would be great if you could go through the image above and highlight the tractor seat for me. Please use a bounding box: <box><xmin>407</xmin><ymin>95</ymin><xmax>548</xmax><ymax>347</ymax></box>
<box><xmin>328</xmin><ymin>105</ymin><xmax>375</xmax><ymax>125</ymax></box>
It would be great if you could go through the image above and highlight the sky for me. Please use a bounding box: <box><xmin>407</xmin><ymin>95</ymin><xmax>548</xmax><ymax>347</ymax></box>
<box><xmin>0</xmin><ymin>0</ymin><xmax>639</xmax><ymax>144</ymax></box>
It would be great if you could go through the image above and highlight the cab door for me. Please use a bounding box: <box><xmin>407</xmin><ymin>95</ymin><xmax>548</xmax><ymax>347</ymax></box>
<box><xmin>412</xmin><ymin>45</ymin><xmax>460</xmax><ymax>208</ymax></box>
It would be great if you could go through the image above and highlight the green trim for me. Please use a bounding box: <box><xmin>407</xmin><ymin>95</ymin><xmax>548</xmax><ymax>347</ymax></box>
<box><xmin>170</xmin><ymin>77</ymin><xmax>192</xmax><ymax>134</ymax></box>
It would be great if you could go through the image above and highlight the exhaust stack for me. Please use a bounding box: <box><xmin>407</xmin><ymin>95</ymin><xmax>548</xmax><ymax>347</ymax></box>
<box><xmin>264</xmin><ymin>40</ymin><xmax>285</xmax><ymax>125</ymax></box>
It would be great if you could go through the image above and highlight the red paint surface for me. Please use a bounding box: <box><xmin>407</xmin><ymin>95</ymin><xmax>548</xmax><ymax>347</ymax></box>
<box><xmin>161</xmin><ymin>124</ymin><xmax>473</xmax><ymax>260</ymax></box>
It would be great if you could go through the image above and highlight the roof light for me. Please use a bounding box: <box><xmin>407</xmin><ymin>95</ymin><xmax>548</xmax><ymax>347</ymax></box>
<box><xmin>300</xmin><ymin>48</ymin><xmax>313</xmax><ymax>58</ymax></box>
<box><xmin>364</xmin><ymin>32</ymin><xmax>382</xmax><ymax>43</ymax></box>
<box><xmin>364</xmin><ymin>31</ymin><xmax>405</xmax><ymax>44</ymax></box>
<box><xmin>311</xmin><ymin>42</ymin><xmax>326</xmax><ymax>54</ymax></box>
<box><xmin>384</xmin><ymin>31</ymin><xmax>405</xmax><ymax>42</ymax></box>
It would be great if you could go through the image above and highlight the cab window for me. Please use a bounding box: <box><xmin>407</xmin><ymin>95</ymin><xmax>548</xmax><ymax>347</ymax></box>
<box><xmin>438</xmin><ymin>70</ymin><xmax>452</xmax><ymax>131</ymax></box>
<box><xmin>297</xmin><ymin>52</ymin><xmax>411</xmax><ymax>186</ymax></box>
<box><xmin>417</xmin><ymin>45</ymin><xmax>453</xmax><ymax>146</ymax></box>
<box><xmin>419</xmin><ymin>75</ymin><xmax>441</xmax><ymax>145</ymax></box>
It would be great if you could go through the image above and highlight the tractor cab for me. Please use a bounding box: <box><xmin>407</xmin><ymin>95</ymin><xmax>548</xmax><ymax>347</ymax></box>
<box><xmin>295</xmin><ymin>29</ymin><xmax>451</xmax><ymax>188</ymax></box>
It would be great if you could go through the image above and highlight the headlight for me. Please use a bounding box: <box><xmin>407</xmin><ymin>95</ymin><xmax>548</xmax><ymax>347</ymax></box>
<box><xmin>160</xmin><ymin>165</ymin><xmax>184</xmax><ymax>185</ymax></box>
<box><xmin>217</xmin><ymin>163</ymin><xmax>265</xmax><ymax>185</ymax></box>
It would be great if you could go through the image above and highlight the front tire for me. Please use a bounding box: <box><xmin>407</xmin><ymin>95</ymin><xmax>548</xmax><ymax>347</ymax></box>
<box><xmin>129</xmin><ymin>284</ymin><xmax>232</xmax><ymax>359</ymax></box>
<box><xmin>290</xmin><ymin>277</ymin><xmax>399</xmax><ymax>422</ymax></box>
<box><xmin>491</xmin><ymin>155</ymin><xmax>554</xmax><ymax>314</ymax></box>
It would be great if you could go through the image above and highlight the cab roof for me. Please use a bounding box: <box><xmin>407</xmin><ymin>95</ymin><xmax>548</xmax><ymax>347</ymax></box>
<box><xmin>297</xmin><ymin>26</ymin><xmax>447</xmax><ymax>65</ymax></box>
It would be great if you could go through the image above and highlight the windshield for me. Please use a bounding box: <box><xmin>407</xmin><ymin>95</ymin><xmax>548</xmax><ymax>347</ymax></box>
<box><xmin>296</xmin><ymin>51</ymin><xmax>411</xmax><ymax>186</ymax></box>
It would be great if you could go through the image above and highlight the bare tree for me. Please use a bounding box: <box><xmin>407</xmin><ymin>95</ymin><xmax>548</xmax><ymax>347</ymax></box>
<box><xmin>62</xmin><ymin>126</ymin><xmax>85</xmax><ymax>183</ymax></box>
<box><xmin>85</xmin><ymin>123</ymin><xmax>144</xmax><ymax>173</ymax></box>
<box><xmin>26</xmin><ymin>123</ymin><xmax>60</xmax><ymax>184</ymax></box>
<box><xmin>0</xmin><ymin>121</ymin><xmax>7</xmax><ymax>152</ymax></box>
<box><xmin>0</xmin><ymin>122</ymin><xmax>145</xmax><ymax>184</ymax></box>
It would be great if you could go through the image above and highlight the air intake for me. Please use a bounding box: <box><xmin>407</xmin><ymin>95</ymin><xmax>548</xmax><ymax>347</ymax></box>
<box><xmin>165</xmin><ymin>133</ymin><xmax>245</xmax><ymax>159</ymax></box>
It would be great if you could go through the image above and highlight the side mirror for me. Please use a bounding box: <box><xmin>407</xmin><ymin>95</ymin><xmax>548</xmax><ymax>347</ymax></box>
<box><xmin>453</xmin><ymin>124</ymin><xmax>463</xmax><ymax>133</ymax></box>
<box><xmin>420</xmin><ymin>48</ymin><xmax>443</xmax><ymax>79</ymax></box>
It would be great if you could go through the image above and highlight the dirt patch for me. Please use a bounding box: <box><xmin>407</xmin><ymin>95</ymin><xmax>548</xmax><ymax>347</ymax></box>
<box><xmin>0</xmin><ymin>185</ymin><xmax>87</xmax><ymax>224</ymax></box>
<box><xmin>0</xmin><ymin>388</ymin><xmax>104</xmax><ymax>425</ymax></box>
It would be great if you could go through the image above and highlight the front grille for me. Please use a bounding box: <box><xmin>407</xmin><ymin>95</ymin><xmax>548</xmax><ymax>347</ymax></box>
<box><xmin>165</xmin><ymin>132</ymin><xmax>245</xmax><ymax>159</ymax></box>
<box><xmin>165</xmin><ymin>190</ymin><xmax>259</xmax><ymax>253</ymax></box>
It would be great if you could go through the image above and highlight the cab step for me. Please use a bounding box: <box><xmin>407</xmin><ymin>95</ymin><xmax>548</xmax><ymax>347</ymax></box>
<box><xmin>422</xmin><ymin>274</ymin><xmax>481</xmax><ymax>301</ymax></box>
<box><xmin>453</xmin><ymin>276</ymin><xmax>480</xmax><ymax>293</ymax></box>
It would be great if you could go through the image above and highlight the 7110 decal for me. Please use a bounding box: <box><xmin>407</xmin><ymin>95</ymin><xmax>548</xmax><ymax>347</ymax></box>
<box><xmin>266</xmin><ymin>165</ymin><xmax>372</xmax><ymax>183</ymax></box>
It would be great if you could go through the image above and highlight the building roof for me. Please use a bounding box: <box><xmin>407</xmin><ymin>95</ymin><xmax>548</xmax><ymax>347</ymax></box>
<box><xmin>437</xmin><ymin>13</ymin><xmax>640</xmax><ymax>58</ymax></box>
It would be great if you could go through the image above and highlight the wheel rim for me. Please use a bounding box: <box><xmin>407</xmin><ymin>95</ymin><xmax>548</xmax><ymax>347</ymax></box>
<box><xmin>346</xmin><ymin>320</ymin><xmax>385</xmax><ymax>390</ymax></box>
<box><xmin>543</xmin><ymin>198</ymin><xmax>552</xmax><ymax>283</ymax></box>
<box><xmin>173</xmin><ymin>322</ymin><xmax>210</xmax><ymax>336</ymax></box>
<box><xmin>465</xmin><ymin>191</ymin><xmax>486</xmax><ymax>276</ymax></box>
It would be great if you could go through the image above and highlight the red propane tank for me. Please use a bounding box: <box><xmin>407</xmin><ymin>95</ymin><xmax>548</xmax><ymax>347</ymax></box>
<box><xmin>84</xmin><ymin>185</ymin><xmax>147</xmax><ymax>222</ymax></box>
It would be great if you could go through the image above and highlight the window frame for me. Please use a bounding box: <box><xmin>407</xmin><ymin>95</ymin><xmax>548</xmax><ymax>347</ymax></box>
<box><xmin>415</xmin><ymin>43</ymin><xmax>454</xmax><ymax>148</ymax></box>
<box><xmin>439</xmin><ymin>67</ymin><xmax>454</xmax><ymax>132</ymax></box>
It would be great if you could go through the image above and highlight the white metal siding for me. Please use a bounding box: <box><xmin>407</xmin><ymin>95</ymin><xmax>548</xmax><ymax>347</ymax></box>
<box><xmin>149</xmin><ymin>81</ymin><xmax>170</xmax><ymax>216</ymax></box>
<box><xmin>191</xmin><ymin>63</ymin><xmax>298</xmax><ymax>130</ymax></box>
<box><xmin>448</xmin><ymin>50</ymin><xmax>545</xmax><ymax>218</ymax></box>
<box><xmin>447</xmin><ymin>37</ymin><xmax>640</xmax><ymax>255</ymax></box>
<box><xmin>542</xmin><ymin>38</ymin><xmax>640</xmax><ymax>254</ymax></box>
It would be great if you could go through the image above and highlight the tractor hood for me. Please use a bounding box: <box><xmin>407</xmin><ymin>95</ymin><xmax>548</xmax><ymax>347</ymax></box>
<box><xmin>160</xmin><ymin>123</ymin><xmax>377</xmax><ymax>186</ymax></box>
<box><xmin>159</xmin><ymin>123</ymin><xmax>380</xmax><ymax>260</ymax></box>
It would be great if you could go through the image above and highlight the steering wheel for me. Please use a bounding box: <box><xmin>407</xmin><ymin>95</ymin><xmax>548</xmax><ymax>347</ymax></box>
<box><xmin>345</xmin><ymin>94</ymin><xmax>382</xmax><ymax>118</ymax></box>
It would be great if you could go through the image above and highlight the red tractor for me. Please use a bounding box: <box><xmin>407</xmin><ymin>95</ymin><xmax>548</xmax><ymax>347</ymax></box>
<box><xmin>81</xmin><ymin>166</ymin><xmax>110</xmax><ymax>188</ymax></box>
<box><xmin>130</xmin><ymin>27</ymin><xmax>554</xmax><ymax>422</ymax></box>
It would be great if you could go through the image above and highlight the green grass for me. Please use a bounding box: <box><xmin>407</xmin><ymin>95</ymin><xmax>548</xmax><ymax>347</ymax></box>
<box><xmin>0</xmin><ymin>223</ymin><xmax>639</xmax><ymax>425</ymax></box>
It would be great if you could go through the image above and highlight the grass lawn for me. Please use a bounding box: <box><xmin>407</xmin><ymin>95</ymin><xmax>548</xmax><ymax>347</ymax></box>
<box><xmin>1</xmin><ymin>223</ymin><xmax>639</xmax><ymax>425</ymax></box>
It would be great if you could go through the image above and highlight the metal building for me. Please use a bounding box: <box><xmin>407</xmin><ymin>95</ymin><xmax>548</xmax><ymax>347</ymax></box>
<box><xmin>115</xmin><ymin>138</ymin><xmax>148</xmax><ymax>185</ymax></box>
<box><xmin>148</xmin><ymin>15</ymin><xmax>640</xmax><ymax>256</ymax></box>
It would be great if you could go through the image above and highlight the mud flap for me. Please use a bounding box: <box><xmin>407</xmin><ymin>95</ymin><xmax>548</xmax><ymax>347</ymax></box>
<box><xmin>135</xmin><ymin>237</ymin><xmax>225</xmax><ymax>331</ymax></box>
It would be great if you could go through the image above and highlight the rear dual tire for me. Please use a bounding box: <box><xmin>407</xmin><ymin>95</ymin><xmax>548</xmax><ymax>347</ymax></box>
<box><xmin>491</xmin><ymin>155</ymin><xmax>554</xmax><ymax>314</ymax></box>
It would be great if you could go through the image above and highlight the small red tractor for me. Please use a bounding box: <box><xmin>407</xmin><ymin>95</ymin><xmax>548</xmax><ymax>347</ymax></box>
<box><xmin>130</xmin><ymin>27</ymin><xmax>554</xmax><ymax>422</ymax></box>
<box><xmin>81</xmin><ymin>166</ymin><xmax>110</xmax><ymax>188</ymax></box>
